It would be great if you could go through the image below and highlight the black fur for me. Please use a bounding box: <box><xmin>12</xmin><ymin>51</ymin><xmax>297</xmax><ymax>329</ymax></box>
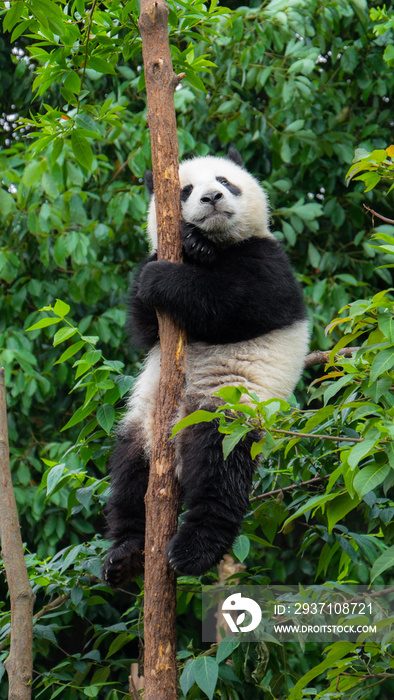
<box><xmin>227</xmin><ymin>146</ymin><xmax>243</xmax><ymax>167</ymax></box>
<box><xmin>144</xmin><ymin>169</ymin><xmax>154</xmax><ymax>196</ymax></box>
<box><xmin>167</xmin><ymin>416</ymin><xmax>259</xmax><ymax>575</ymax></box>
<box><xmin>102</xmin><ymin>409</ymin><xmax>259</xmax><ymax>584</ymax></box>
<box><xmin>102</xmin><ymin>427</ymin><xmax>148</xmax><ymax>586</ymax></box>
<box><xmin>136</xmin><ymin>236</ymin><xmax>306</xmax><ymax>345</ymax></box>
<box><xmin>181</xmin><ymin>184</ymin><xmax>194</xmax><ymax>202</ymax></box>
<box><xmin>216</xmin><ymin>176</ymin><xmax>241</xmax><ymax>196</ymax></box>
<box><xmin>127</xmin><ymin>253</ymin><xmax>159</xmax><ymax>348</ymax></box>
<box><xmin>181</xmin><ymin>220</ymin><xmax>219</xmax><ymax>265</ymax></box>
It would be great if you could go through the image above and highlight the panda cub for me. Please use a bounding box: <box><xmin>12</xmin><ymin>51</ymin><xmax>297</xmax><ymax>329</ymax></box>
<box><xmin>102</xmin><ymin>147</ymin><xmax>309</xmax><ymax>586</ymax></box>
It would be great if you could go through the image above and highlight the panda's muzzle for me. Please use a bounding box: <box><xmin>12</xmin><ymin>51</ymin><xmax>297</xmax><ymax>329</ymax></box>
<box><xmin>200</xmin><ymin>190</ymin><xmax>224</xmax><ymax>205</ymax></box>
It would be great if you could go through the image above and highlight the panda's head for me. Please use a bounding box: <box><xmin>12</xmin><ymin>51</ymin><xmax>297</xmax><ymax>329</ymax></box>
<box><xmin>145</xmin><ymin>148</ymin><xmax>271</xmax><ymax>250</ymax></box>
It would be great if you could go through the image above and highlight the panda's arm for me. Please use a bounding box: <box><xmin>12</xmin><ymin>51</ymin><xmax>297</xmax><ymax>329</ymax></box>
<box><xmin>127</xmin><ymin>253</ymin><xmax>160</xmax><ymax>348</ymax></box>
<box><xmin>136</xmin><ymin>238</ymin><xmax>306</xmax><ymax>344</ymax></box>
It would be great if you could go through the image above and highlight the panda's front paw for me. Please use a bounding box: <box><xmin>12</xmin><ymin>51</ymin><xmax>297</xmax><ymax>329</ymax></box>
<box><xmin>137</xmin><ymin>260</ymin><xmax>172</xmax><ymax>306</ymax></box>
<box><xmin>101</xmin><ymin>538</ymin><xmax>144</xmax><ymax>588</ymax></box>
<box><xmin>182</xmin><ymin>222</ymin><xmax>218</xmax><ymax>265</ymax></box>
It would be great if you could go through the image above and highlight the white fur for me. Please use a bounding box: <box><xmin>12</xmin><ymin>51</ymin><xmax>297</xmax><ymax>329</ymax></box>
<box><xmin>120</xmin><ymin>320</ymin><xmax>309</xmax><ymax>460</ymax></box>
<box><xmin>147</xmin><ymin>155</ymin><xmax>272</xmax><ymax>250</ymax></box>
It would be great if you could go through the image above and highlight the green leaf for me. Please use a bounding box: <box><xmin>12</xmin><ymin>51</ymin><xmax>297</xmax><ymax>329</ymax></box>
<box><xmin>280</xmin><ymin>138</ymin><xmax>291</xmax><ymax>163</ymax></box>
<box><xmin>115</xmin><ymin>375</ymin><xmax>134</xmax><ymax>397</ymax></box>
<box><xmin>180</xmin><ymin>659</ymin><xmax>196</xmax><ymax>697</ymax></box>
<box><xmin>87</xmin><ymin>56</ymin><xmax>116</xmax><ymax>74</ymax></box>
<box><xmin>193</xmin><ymin>657</ymin><xmax>219</xmax><ymax>700</ymax></box>
<box><xmin>53</xmin><ymin>236</ymin><xmax>67</xmax><ymax>265</ymax></box>
<box><xmin>97</xmin><ymin>404</ymin><xmax>115</xmax><ymax>434</ymax></box>
<box><xmin>353</xmin><ymin>463</ymin><xmax>390</xmax><ymax>499</ymax></box>
<box><xmin>83</xmin><ymin>685</ymin><xmax>100</xmax><ymax>698</ymax></box>
<box><xmin>370</xmin><ymin>348</ymin><xmax>394</xmax><ymax>384</ymax></box>
<box><xmin>11</xmin><ymin>17</ymin><xmax>30</xmax><ymax>42</ymax></box>
<box><xmin>184</xmin><ymin>68</ymin><xmax>206</xmax><ymax>92</ymax></box>
<box><xmin>53</xmin><ymin>327</ymin><xmax>77</xmax><ymax>346</ymax></box>
<box><xmin>54</xmin><ymin>341</ymin><xmax>84</xmax><ymax>365</ymax></box>
<box><xmin>216</xmin><ymin>636</ymin><xmax>240</xmax><ymax>664</ymax></box>
<box><xmin>61</xmin><ymin>401</ymin><xmax>99</xmax><ymax>432</ymax></box>
<box><xmin>71</xmin><ymin>587</ymin><xmax>84</xmax><ymax>606</ymax></box>
<box><xmin>26</xmin><ymin>317</ymin><xmax>61</xmax><ymax>331</ymax></box>
<box><xmin>378</xmin><ymin>313</ymin><xmax>394</xmax><ymax>343</ymax></box>
<box><xmin>308</xmin><ymin>242</ymin><xmax>321</xmax><ymax>268</ymax></box>
<box><xmin>288</xmin><ymin>58</ymin><xmax>315</xmax><ymax>75</ymax></box>
<box><xmin>71</xmin><ymin>131</ymin><xmax>93</xmax><ymax>170</ymax></box>
<box><xmin>105</xmin><ymin>632</ymin><xmax>133</xmax><ymax>659</ymax></box>
<box><xmin>290</xmin><ymin>642</ymin><xmax>356</xmax><ymax>697</ymax></box>
<box><xmin>33</xmin><ymin>624</ymin><xmax>57</xmax><ymax>643</ymax></box>
<box><xmin>371</xmin><ymin>546</ymin><xmax>394</xmax><ymax>582</ymax></box>
<box><xmin>341</xmin><ymin>46</ymin><xmax>358</xmax><ymax>73</ymax></box>
<box><xmin>64</xmin><ymin>71</ymin><xmax>81</xmax><ymax>93</ymax></box>
<box><xmin>285</xmin><ymin>119</ymin><xmax>305</xmax><ymax>132</ymax></box>
<box><xmin>0</xmin><ymin>189</ymin><xmax>15</xmax><ymax>216</ymax></box>
<box><xmin>60</xmin><ymin>544</ymin><xmax>84</xmax><ymax>573</ymax></box>
<box><xmin>171</xmin><ymin>410</ymin><xmax>220</xmax><ymax>437</ymax></box>
<box><xmin>22</xmin><ymin>160</ymin><xmax>46</xmax><ymax>187</ymax></box>
<box><xmin>347</xmin><ymin>434</ymin><xmax>378</xmax><ymax>469</ymax></box>
<box><xmin>215</xmin><ymin>386</ymin><xmax>242</xmax><ymax>404</ymax></box>
<box><xmin>3</xmin><ymin>1</ymin><xmax>24</xmax><ymax>33</ymax></box>
<box><xmin>46</xmin><ymin>463</ymin><xmax>66</xmax><ymax>497</ymax></box>
<box><xmin>51</xmin><ymin>137</ymin><xmax>64</xmax><ymax>164</ymax></box>
<box><xmin>356</xmin><ymin>172</ymin><xmax>381</xmax><ymax>192</ymax></box>
<box><xmin>283</xmin><ymin>492</ymin><xmax>338</xmax><ymax>529</ymax></box>
<box><xmin>233</xmin><ymin>534</ymin><xmax>250</xmax><ymax>562</ymax></box>
<box><xmin>222</xmin><ymin>426</ymin><xmax>249</xmax><ymax>460</ymax></box>
<box><xmin>326</xmin><ymin>493</ymin><xmax>360</xmax><ymax>533</ymax></box>
<box><xmin>41</xmin><ymin>171</ymin><xmax>59</xmax><ymax>199</ymax></box>
<box><xmin>303</xmin><ymin>405</ymin><xmax>335</xmax><ymax>433</ymax></box>
<box><xmin>53</xmin><ymin>299</ymin><xmax>71</xmax><ymax>317</ymax></box>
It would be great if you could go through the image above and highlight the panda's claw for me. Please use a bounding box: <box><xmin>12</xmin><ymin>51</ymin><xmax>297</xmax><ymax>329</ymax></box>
<box><xmin>101</xmin><ymin>537</ymin><xmax>144</xmax><ymax>588</ymax></box>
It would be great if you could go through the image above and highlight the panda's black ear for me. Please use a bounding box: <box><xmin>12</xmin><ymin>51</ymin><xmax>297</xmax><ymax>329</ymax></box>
<box><xmin>144</xmin><ymin>170</ymin><xmax>154</xmax><ymax>196</ymax></box>
<box><xmin>227</xmin><ymin>147</ymin><xmax>243</xmax><ymax>167</ymax></box>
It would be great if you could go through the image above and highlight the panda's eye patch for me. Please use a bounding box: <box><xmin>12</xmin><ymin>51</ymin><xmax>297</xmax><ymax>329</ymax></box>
<box><xmin>216</xmin><ymin>176</ymin><xmax>241</xmax><ymax>196</ymax></box>
<box><xmin>181</xmin><ymin>184</ymin><xmax>194</xmax><ymax>201</ymax></box>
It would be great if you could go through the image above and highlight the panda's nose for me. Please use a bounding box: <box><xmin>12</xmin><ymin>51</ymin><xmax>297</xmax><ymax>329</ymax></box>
<box><xmin>200</xmin><ymin>191</ymin><xmax>224</xmax><ymax>205</ymax></box>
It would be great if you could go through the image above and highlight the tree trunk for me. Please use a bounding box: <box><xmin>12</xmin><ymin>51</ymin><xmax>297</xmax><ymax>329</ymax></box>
<box><xmin>0</xmin><ymin>368</ymin><xmax>36</xmax><ymax>700</ymax></box>
<box><xmin>138</xmin><ymin>2</ymin><xmax>186</xmax><ymax>699</ymax></box>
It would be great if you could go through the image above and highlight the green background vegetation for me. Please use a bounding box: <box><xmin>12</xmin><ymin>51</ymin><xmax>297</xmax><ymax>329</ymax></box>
<box><xmin>0</xmin><ymin>0</ymin><xmax>393</xmax><ymax>697</ymax></box>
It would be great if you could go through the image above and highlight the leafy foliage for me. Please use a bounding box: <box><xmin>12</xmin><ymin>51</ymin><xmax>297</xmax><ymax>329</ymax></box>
<box><xmin>0</xmin><ymin>0</ymin><xmax>394</xmax><ymax>698</ymax></box>
<box><xmin>346</xmin><ymin>145</ymin><xmax>394</xmax><ymax>193</ymax></box>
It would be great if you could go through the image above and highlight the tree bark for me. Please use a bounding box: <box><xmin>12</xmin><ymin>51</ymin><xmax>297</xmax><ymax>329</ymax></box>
<box><xmin>0</xmin><ymin>368</ymin><xmax>36</xmax><ymax>700</ymax></box>
<box><xmin>138</xmin><ymin>3</ymin><xmax>186</xmax><ymax>699</ymax></box>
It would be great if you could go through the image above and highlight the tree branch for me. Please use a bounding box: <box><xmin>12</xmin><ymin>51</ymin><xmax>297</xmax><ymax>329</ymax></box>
<box><xmin>250</xmin><ymin>475</ymin><xmax>331</xmax><ymax>502</ymax></box>
<box><xmin>0</xmin><ymin>368</ymin><xmax>36</xmax><ymax>700</ymax></box>
<box><xmin>304</xmin><ymin>347</ymin><xmax>360</xmax><ymax>368</ymax></box>
<box><xmin>363</xmin><ymin>204</ymin><xmax>394</xmax><ymax>225</ymax></box>
<box><xmin>138</xmin><ymin>2</ymin><xmax>186</xmax><ymax>699</ymax></box>
<box><xmin>271</xmin><ymin>428</ymin><xmax>363</xmax><ymax>443</ymax></box>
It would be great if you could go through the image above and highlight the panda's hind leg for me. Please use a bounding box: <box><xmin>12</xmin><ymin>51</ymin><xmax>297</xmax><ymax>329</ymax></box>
<box><xmin>101</xmin><ymin>425</ymin><xmax>149</xmax><ymax>587</ymax></box>
<box><xmin>167</xmin><ymin>417</ymin><xmax>258</xmax><ymax>576</ymax></box>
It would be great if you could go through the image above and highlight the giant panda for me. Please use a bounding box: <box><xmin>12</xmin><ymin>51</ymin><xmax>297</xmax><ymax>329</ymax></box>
<box><xmin>101</xmin><ymin>147</ymin><xmax>309</xmax><ymax>586</ymax></box>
